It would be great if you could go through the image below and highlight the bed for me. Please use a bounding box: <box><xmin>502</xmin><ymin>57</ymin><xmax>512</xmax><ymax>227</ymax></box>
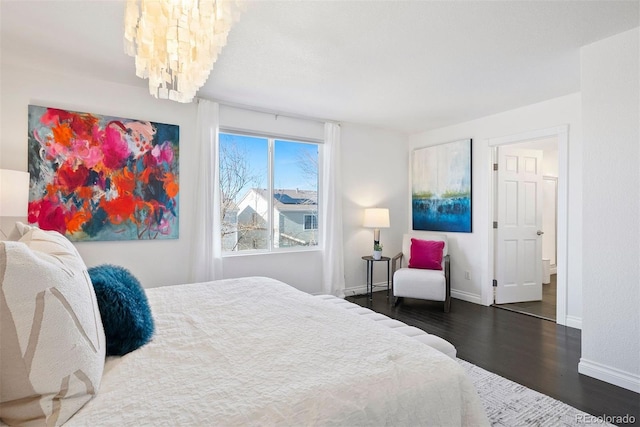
<box><xmin>69</xmin><ymin>277</ymin><xmax>487</xmax><ymax>426</ymax></box>
<box><xmin>1</xmin><ymin>227</ymin><xmax>489</xmax><ymax>426</ymax></box>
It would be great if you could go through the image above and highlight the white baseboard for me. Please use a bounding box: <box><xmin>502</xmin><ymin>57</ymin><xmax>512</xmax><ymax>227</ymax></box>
<box><xmin>343</xmin><ymin>281</ymin><xmax>389</xmax><ymax>298</ymax></box>
<box><xmin>346</xmin><ymin>285</ymin><xmax>483</xmax><ymax>305</ymax></box>
<box><xmin>565</xmin><ymin>315</ymin><xmax>582</xmax><ymax>330</ymax></box>
<box><xmin>578</xmin><ymin>358</ymin><xmax>640</xmax><ymax>393</ymax></box>
<box><xmin>343</xmin><ymin>285</ymin><xmax>366</xmax><ymax>297</ymax></box>
<box><xmin>451</xmin><ymin>289</ymin><xmax>483</xmax><ymax>305</ymax></box>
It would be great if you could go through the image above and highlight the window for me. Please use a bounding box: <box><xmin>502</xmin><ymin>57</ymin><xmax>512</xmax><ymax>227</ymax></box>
<box><xmin>304</xmin><ymin>214</ymin><xmax>318</xmax><ymax>230</ymax></box>
<box><xmin>219</xmin><ymin>132</ymin><xmax>320</xmax><ymax>253</ymax></box>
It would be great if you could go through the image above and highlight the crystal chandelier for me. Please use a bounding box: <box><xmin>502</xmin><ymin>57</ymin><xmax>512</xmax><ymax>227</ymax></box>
<box><xmin>124</xmin><ymin>0</ymin><xmax>243</xmax><ymax>103</ymax></box>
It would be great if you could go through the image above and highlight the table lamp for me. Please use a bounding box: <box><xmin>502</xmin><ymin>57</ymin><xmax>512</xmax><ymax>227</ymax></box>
<box><xmin>363</xmin><ymin>208</ymin><xmax>390</xmax><ymax>248</ymax></box>
<box><xmin>0</xmin><ymin>169</ymin><xmax>30</xmax><ymax>239</ymax></box>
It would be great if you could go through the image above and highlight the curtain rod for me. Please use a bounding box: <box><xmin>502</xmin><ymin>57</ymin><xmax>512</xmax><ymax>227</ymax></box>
<box><xmin>195</xmin><ymin>96</ymin><xmax>340</xmax><ymax>126</ymax></box>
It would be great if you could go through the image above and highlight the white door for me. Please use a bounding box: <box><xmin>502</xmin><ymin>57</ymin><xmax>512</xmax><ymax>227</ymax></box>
<box><xmin>495</xmin><ymin>146</ymin><xmax>544</xmax><ymax>304</ymax></box>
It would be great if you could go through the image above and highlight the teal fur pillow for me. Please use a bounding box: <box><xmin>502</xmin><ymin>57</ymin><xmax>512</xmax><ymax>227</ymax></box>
<box><xmin>88</xmin><ymin>264</ymin><xmax>154</xmax><ymax>356</ymax></box>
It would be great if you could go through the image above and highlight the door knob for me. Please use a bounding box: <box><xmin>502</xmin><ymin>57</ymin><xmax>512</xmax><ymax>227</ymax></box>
<box><xmin>537</xmin><ymin>230</ymin><xmax>544</xmax><ymax>236</ymax></box>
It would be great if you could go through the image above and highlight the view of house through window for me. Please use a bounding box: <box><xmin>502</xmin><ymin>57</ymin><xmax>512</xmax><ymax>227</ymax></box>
<box><xmin>219</xmin><ymin>132</ymin><xmax>319</xmax><ymax>252</ymax></box>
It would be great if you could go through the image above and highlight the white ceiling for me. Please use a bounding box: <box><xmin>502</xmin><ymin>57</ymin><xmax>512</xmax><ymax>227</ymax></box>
<box><xmin>1</xmin><ymin>1</ymin><xmax>638</xmax><ymax>133</ymax></box>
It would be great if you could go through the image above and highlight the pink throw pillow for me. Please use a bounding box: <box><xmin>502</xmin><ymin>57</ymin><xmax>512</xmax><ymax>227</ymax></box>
<box><xmin>409</xmin><ymin>238</ymin><xmax>444</xmax><ymax>270</ymax></box>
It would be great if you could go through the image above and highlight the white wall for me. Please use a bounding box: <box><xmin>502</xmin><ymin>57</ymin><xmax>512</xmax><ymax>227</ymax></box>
<box><xmin>579</xmin><ymin>28</ymin><xmax>639</xmax><ymax>393</ymax></box>
<box><xmin>408</xmin><ymin>93</ymin><xmax>583</xmax><ymax>323</ymax></box>
<box><xmin>0</xmin><ymin>62</ymin><xmax>198</xmax><ymax>288</ymax></box>
<box><xmin>341</xmin><ymin>123</ymin><xmax>409</xmax><ymax>295</ymax></box>
<box><xmin>541</xmin><ymin>146</ymin><xmax>558</xmax><ymax>266</ymax></box>
<box><xmin>223</xmin><ymin>250</ymin><xmax>324</xmax><ymax>294</ymax></box>
<box><xmin>0</xmin><ymin>62</ymin><xmax>409</xmax><ymax>295</ymax></box>
<box><xmin>542</xmin><ymin>149</ymin><xmax>559</xmax><ymax>177</ymax></box>
<box><xmin>542</xmin><ymin>176</ymin><xmax>557</xmax><ymax>266</ymax></box>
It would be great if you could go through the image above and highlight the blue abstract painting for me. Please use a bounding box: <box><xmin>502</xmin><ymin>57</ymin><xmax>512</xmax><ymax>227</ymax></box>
<box><xmin>412</xmin><ymin>139</ymin><xmax>472</xmax><ymax>233</ymax></box>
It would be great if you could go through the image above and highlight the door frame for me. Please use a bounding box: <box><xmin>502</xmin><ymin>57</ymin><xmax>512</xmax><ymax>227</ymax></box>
<box><xmin>484</xmin><ymin>125</ymin><xmax>569</xmax><ymax>326</ymax></box>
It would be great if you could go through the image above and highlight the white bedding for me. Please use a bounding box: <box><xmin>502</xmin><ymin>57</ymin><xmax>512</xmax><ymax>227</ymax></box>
<box><xmin>66</xmin><ymin>277</ymin><xmax>488</xmax><ymax>426</ymax></box>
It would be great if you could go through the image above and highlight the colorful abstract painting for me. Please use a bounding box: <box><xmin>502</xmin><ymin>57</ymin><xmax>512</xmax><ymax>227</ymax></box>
<box><xmin>27</xmin><ymin>105</ymin><xmax>179</xmax><ymax>241</ymax></box>
<box><xmin>412</xmin><ymin>139</ymin><xmax>472</xmax><ymax>233</ymax></box>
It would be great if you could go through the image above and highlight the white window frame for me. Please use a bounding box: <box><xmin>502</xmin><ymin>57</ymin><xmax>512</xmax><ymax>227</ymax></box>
<box><xmin>219</xmin><ymin>129</ymin><xmax>323</xmax><ymax>256</ymax></box>
<box><xmin>303</xmin><ymin>214</ymin><xmax>318</xmax><ymax>230</ymax></box>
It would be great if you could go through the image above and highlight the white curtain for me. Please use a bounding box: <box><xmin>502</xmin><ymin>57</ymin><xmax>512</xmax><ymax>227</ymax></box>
<box><xmin>190</xmin><ymin>99</ymin><xmax>223</xmax><ymax>282</ymax></box>
<box><xmin>321</xmin><ymin>122</ymin><xmax>346</xmax><ymax>297</ymax></box>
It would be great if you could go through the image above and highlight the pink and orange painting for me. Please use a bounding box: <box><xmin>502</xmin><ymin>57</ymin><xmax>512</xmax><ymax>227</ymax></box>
<box><xmin>27</xmin><ymin>105</ymin><xmax>180</xmax><ymax>241</ymax></box>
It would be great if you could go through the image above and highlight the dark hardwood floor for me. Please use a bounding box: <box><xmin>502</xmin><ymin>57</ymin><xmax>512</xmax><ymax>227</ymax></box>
<box><xmin>346</xmin><ymin>292</ymin><xmax>640</xmax><ymax>424</ymax></box>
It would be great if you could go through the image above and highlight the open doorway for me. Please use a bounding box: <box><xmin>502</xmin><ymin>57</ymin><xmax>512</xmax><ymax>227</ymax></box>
<box><xmin>494</xmin><ymin>137</ymin><xmax>558</xmax><ymax>321</ymax></box>
<box><xmin>485</xmin><ymin>125</ymin><xmax>569</xmax><ymax>326</ymax></box>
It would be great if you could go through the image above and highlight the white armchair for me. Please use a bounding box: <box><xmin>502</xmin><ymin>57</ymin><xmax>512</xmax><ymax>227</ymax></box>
<box><xmin>392</xmin><ymin>232</ymin><xmax>451</xmax><ymax>312</ymax></box>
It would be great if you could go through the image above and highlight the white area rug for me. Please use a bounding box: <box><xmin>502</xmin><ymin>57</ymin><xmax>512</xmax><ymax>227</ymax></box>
<box><xmin>459</xmin><ymin>359</ymin><xmax>615</xmax><ymax>427</ymax></box>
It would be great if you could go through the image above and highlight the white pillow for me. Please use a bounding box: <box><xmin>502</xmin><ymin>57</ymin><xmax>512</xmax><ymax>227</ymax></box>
<box><xmin>0</xmin><ymin>227</ymin><xmax>105</xmax><ymax>426</ymax></box>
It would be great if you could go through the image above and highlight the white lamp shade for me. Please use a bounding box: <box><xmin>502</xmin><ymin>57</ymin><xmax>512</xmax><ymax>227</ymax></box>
<box><xmin>0</xmin><ymin>169</ymin><xmax>30</xmax><ymax>217</ymax></box>
<box><xmin>363</xmin><ymin>208</ymin><xmax>390</xmax><ymax>228</ymax></box>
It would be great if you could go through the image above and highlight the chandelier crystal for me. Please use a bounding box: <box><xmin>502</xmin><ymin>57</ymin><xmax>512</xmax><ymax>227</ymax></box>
<box><xmin>124</xmin><ymin>0</ymin><xmax>243</xmax><ymax>103</ymax></box>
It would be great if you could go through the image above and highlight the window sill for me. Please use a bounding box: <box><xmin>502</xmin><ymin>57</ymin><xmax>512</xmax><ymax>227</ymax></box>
<box><xmin>222</xmin><ymin>247</ymin><xmax>322</xmax><ymax>258</ymax></box>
